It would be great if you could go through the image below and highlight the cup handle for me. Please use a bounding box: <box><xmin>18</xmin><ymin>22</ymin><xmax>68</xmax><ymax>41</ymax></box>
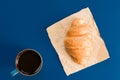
<box><xmin>11</xmin><ymin>69</ymin><xmax>19</xmax><ymax>77</ymax></box>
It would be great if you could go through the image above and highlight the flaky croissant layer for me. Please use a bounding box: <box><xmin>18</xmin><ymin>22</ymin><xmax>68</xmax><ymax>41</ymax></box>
<box><xmin>64</xmin><ymin>19</ymin><xmax>98</xmax><ymax>65</ymax></box>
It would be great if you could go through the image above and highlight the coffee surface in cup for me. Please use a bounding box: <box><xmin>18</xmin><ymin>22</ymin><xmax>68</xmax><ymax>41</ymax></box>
<box><xmin>17</xmin><ymin>50</ymin><xmax>41</xmax><ymax>75</ymax></box>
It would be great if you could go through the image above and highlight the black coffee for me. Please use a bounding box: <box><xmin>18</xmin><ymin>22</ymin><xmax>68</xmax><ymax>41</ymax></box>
<box><xmin>17</xmin><ymin>50</ymin><xmax>42</xmax><ymax>75</ymax></box>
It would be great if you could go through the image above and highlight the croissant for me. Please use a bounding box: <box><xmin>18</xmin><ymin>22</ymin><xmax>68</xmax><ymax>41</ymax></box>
<box><xmin>64</xmin><ymin>18</ymin><xmax>99</xmax><ymax>65</ymax></box>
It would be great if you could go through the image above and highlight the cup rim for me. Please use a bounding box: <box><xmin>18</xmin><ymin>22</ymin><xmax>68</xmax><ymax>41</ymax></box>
<box><xmin>15</xmin><ymin>49</ymin><xmax>43</xmax><ymax>76</ymax></box>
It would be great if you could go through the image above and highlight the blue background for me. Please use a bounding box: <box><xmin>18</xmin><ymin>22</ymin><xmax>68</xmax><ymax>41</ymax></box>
<box><xmin>0</xmin><ymin>0</ymin><xmax>120</xmax><ymax>80</ymax></box>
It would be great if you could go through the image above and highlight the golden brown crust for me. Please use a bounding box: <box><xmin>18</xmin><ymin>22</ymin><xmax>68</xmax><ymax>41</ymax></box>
<box><xmin>66</xmin><ymin>19</ymin><xmax>91</xmax><ymax>37</ymax></box>
<box><xmin>64</xmin><ymin>19</ymin><xmax>95</xmax><ymax>65</ymax></box>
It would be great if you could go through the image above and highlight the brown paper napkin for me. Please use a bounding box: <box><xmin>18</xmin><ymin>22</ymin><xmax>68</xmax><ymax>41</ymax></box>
<box><xmin>46</xmin><ymin>7</ymin><xmax>110</xmax><ymax>76</ymax></box>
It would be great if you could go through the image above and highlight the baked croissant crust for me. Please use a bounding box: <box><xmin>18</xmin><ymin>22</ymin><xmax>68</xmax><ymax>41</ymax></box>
<box><xmin>64</xmin><ymin>18</ymin><xmax>98</xmax><ymax>65</ymax></box>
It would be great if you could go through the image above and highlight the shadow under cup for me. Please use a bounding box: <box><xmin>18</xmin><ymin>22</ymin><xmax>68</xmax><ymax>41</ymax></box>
<box><xmin>12</xmin><ymin>49</ymin><xmax>43</xmax><ymax>76</ymax></box>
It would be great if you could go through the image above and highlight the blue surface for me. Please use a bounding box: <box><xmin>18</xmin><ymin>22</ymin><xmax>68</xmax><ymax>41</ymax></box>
<box><xmin>0</xmin><ymin>0</ymin><xmax>120</xmax><ymax>80</ymax></box>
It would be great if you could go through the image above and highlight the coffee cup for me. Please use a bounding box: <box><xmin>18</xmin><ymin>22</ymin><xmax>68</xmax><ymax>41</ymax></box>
<box><xmin>11</xmin><ymin>49</ymin><xmax>43</xmax><ymax>76</ymax></box>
